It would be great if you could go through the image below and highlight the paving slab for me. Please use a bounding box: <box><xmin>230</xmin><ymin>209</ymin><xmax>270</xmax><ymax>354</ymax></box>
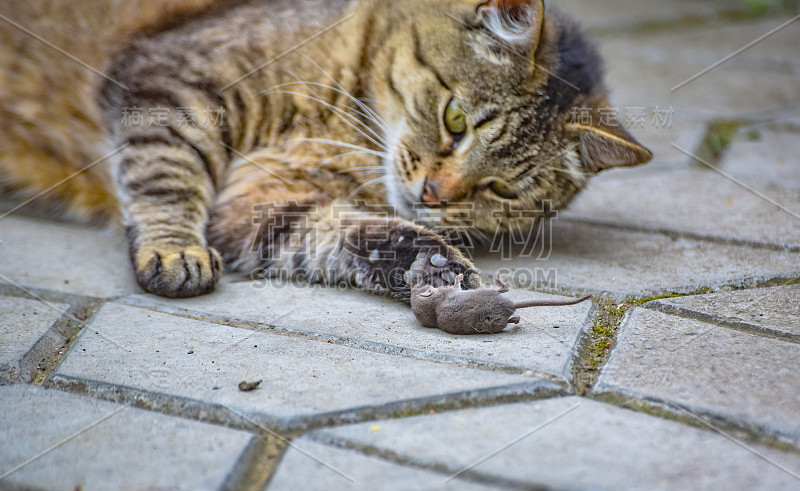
<box><xmin>0</xmin><ymin>216</ymin><xmax>137</xmax><ymax>298</ymax></box>
<box><xmin>571</xmin><ymin>15</ymin><xmax>800</xmax><ymax>171</ymax></box>
<box><xmin>596</xmin><ymin>307</ymin><xmax>800</xmax><ymax>444</ymax></box>
<box><xmin>0</xmin><ymin>295</ymin><xmax>69</xmax><ymax>381</ymax></box>
<box><xmin>590</xmin><ymin>20</ymin><xmax>800</xmax><ymax>179</ymax></box>
<box><xmin>53</xmin><ymin>303</ymin><xmax>557</xmax><ymax>432</ymax></box>
<box><xmin>556</xmin><ymin>0</ymin><xmax>743</xmax><ymax>32</ymax></box>
<box><xmin>564</xmin><ymin>128</ymin><xmax>800</xmax><ymax>250</ymax></box>
<box><xmin>600</xmin><ymin>17</ymin><xmax>800</xmax><ymax>75</ymax></box>
<box><xmin>724</xmin><ymin>127</ymin><xmax>800</xmax><ymax>187</ymax></box>
<box><xmin>266</xmin><ymin>438</ymin><xmax>496</xmax><ymax>491</ymax></box>
<box><xmin>565</xmin><ymin>168</ymin><xmax>800</xmax><ymax>250</ymax></box>
<box><xmin>472</xmin><ymin>220</ymin><xmax>800</xmax><ymax>299</ymax></box>
<box><xmin>310</xmin><ymin>396</ymin><xmax>800</xmax><ymax>489</ymax></box>
<box><xmin>651</xmin><ymin>285</ymin><xmax>800</xmax><ymax>340</ymax></box>
<box><xmin>602</xmin><ymin>60</ymin><xmax>800</xmax><ymax>124</ymax></box>
<box><xmin>597</xmin><ymin>18</ymin><xmax>800</xmax><ymax>119</ymax></box>
<box><xmin>0</xmin><ymin>384</ymin><xmax>252</xmax><ymax>490</ymax></box>
<box><xmin>122</xmin><ymin>279</ymin><xmax>593</xmax><ymax>380</ymax></box>
<box><xmin>577</xmin><ymin>18</ymin><xmax>800</xmax><ymax>180</ymax></box>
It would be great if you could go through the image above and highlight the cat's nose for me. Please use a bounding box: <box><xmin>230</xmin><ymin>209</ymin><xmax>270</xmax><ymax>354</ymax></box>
<box><xmin>420</xmin><ymin>174</ymin><xmax>468</xmax><ymax>207</ymax></box>
<box><xmin>421</xmin><ymin>179</ymin><xmax>442</xmax><ymax>207</ymax></box>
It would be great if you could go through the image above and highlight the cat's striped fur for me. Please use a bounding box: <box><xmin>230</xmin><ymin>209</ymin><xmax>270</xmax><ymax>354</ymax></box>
<box><xmin>0</xmin><ymin>0</ymin><xmax>651</xmax><ymax>299</ymax></box>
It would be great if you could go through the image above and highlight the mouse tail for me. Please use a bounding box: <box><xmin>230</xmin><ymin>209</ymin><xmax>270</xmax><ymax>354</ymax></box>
<box><xmin>513</xmin><ymin>295</ymin><xmax>592</xmax><ymax>309</ymax></box>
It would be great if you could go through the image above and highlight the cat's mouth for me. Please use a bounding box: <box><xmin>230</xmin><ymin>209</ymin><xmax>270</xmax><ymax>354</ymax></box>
<box><xmin>386</xmin><ymin>178</ymin><xmax>445</xmax><ymax>225</ymax></box>
<box><xmin>384</xmin><ymin>174</ymin><xmax>417</xmax><ymax>221</ymax></box>
<box><xmin>392</xmin><ymin>184</ymin><xmax>478</xmax><ymax>229</ymax></box>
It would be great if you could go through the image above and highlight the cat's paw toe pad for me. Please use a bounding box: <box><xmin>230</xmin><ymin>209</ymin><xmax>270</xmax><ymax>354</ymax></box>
<box><xmin>405</xmin><ymin>250</ymin><xmax>481</xmax><ymax>289</ymax></box>
<box><xmin>134</xmin><ymin>245</ymin><xmax>221</xmax><ymax>298</ymax></box>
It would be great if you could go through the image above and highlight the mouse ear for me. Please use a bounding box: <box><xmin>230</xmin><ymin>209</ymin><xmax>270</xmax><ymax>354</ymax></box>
<box><xmin>418</xmin><ymin>286</ymin><xmax>435</xmax><ymax>297</ymax></box>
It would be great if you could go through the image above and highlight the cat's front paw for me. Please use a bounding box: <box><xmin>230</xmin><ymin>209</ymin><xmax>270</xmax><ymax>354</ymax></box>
<box><xmin>133</xmin><ymin>245</ymin><xmax>221</xmax><ymax>298</ymax></box>
<box><xmin>404</xmin><ymin>248</ymin><xmax>481</xmax><ymax>290</ymax></box>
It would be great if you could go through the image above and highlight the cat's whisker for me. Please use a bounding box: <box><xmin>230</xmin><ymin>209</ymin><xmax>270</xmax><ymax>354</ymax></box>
<box><xmin>477</xmin><ymin>228</ymin><xmax>494</xmax><ymax>242</ymax></box>
<box><xmin>283</xmin><ymin>68</ymin><xmax>304</xmax><ymax>85</ymax></box>
<box><xmin>294</xmin><ymin>53</ymin><xmax>392</xmax><ymax>130</ymax></box>
<box><xmin>336</xmin><ymin>165</ymin><xmax>383</xmax><ymax>171</ymax></box>
<box><xmin>340</xmin><ymin>170</ymin><xmax>386</xmax><ymax>178</ymax></box>
<box><xmin>320</xmin><ymin>150</ymin><xmax>381</xmax><ymax>166</ymax></box>
<box><xmin>334</xmin><ymin>166</ymin><xmax>384</xmax><ymax>175</ymax></box>
<box><xmin>333</xmin><ymin>101</ymin><xmax>389</xmax><ymax>147</ymax></box>
<box><xmin>465</xmin><ymin>227</ymin><xmax>492</xmax><ymax>247</ymax></box>
<box><xmin>295</xmin><ymin>138</ymin><xmax>389</xmax><ymax>159</ymax></box>
<box><xmin>264</xmin><ymin>77</ymin><xmax>389</xmax><ymax>145</ymax></box>
<box><xmin>266</xmin><ymin>80</ymin><xmax>389</xmax><ymax>139</ymax></box>
<box><xmin>348</xmin><ymin>175</ymin><xmax>389</xmax><ymax>198</ymax></box>
<box><xmin>266</xmin><ymin>89</ymin><xmax>388</xmax><ymax>151</ymax></box>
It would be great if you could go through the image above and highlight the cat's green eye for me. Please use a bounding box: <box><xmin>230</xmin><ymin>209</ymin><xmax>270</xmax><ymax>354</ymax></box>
<box><xmin>443</xmin><ymin>98</ymin><xmax>467</xmax><ymax>135</ymax></box>
<box><xmin>489</xmin><ymin>180</ymin><xmax>518</xmax><ymax>200</ymax></box>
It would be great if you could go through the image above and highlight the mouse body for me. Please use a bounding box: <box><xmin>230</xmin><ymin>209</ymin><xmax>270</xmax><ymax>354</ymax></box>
<box><xmin>411</xmin><ymin>273</ymin><xmax>591</xmax><ymax>335</ymax></box>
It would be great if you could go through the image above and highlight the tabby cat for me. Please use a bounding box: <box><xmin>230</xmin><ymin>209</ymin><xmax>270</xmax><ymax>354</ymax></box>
<box><xmin>0</xmin><ymin>0</ymin><xmax>651</xmax><ymax>299</ymax></box>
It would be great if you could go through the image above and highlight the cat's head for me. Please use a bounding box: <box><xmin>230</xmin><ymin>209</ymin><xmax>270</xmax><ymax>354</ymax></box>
<box><xmin>369</xmin><ymin>0</ymin><xmax>651</xmax><ymax>236</ymax></box>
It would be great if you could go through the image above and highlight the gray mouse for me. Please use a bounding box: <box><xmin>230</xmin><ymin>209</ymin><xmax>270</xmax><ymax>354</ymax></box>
<box><xmin>411</xmin><ymin>273</ymin><xmax>591</xmax><ymax>335</ymax></box>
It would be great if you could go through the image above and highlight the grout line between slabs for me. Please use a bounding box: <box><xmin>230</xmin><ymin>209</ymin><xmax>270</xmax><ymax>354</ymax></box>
<box><xmin>45</xmin><ymin>374</ymin><xmax>565</xmax><ymax>436</ymax></box>
<box><xmin>590</xmin><ymin>390</ymin><xmax>800</xmax><ymax>456</ymax></box>
<box><xmin>643</xmin><ymin>301</ymin><xmax>800</xmax><ymax>344</ymax></box>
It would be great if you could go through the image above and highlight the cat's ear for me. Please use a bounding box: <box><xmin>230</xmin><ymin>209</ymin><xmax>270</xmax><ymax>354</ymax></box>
<box><xmin>474</xmin><ymin>0</ymin><xmax>545</xmax><ymax>48</ymax></box>
<box><xmin>566</xmin><ymin>122</ymin><xmax>653</xmax><ymax>172</ymax></box>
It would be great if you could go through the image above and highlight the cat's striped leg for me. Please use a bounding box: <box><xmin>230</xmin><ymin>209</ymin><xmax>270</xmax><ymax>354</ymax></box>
<box><xmin>101</xmin><ymin>49</ymin><xmax>235</xmax><ymax>297</ymax></box>
<box><xmin>115</xmin><ymin>126</ymin><xmax>223</xmax><ymax>297</ymax></box>
<box><xmin>211</xmin><ymin>190</ymin><xmax>481</xmax><ymax>299</ymax></box>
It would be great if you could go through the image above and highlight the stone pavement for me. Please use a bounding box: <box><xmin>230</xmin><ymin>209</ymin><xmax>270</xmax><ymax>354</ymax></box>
<box><xmin>2</xmin><ymin>1</ymin><xmax>800</xmax><ymax>489</ymax></box>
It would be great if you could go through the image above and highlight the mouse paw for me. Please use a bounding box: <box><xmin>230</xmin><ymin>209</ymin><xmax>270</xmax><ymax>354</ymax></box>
<box><xmin>508</xmin><ymin>315</ymin><xmax>521</xmax><ymax>324</ymax></box>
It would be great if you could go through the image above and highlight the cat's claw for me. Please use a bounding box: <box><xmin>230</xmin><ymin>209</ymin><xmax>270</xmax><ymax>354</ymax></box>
<box><xmin>133</xmin><ymin>245</ymin><xmax>221</xmax><ymax>298</ymax></box>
